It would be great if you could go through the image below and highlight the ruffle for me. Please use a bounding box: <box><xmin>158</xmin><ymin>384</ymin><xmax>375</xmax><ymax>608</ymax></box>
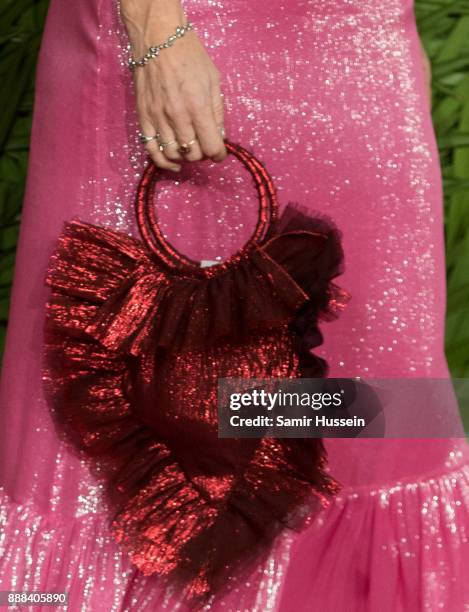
<box><xmin>110</xmin><ymin>436</ymin><xmax>333</xmax><ymax>601</ymax></box>
<box><xmin>1</xmin><ymin>460</ymin><xmax>469</xmax><ymax>611</ymax></box>
<box><xmin>45</xmin><ymin>205</ymin><xmax>349</xmax><ymax>395</ymax></box>
<box><xmin>278</xmin><ymin>458</ymin><xmax>469</xmax><ymax>611</ymax></box>
<box><xmin>46</xmin><ymin>204</ymin><xmax>348</xmax><ymax>360</ymax></box>
<box><xmin>264</xmin><ymin>203</ymin><xmax>349</xmax><ymax>376</ymax></box>
<box><xmin>43</xmin><ymin>204</ymin><xmax>348</xmax><ymax>607</ymax></box>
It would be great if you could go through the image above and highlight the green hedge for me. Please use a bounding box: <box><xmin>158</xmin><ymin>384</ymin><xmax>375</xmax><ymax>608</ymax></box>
<box><xmin>0</xmin><ymin>0</ymin><xmax>49</xmax><ymax>353</ymax></box>
<box><xmin>1</xmin><ymin>0</ymin><xmax>469</xmax><ymax>375</ymax></box>
<box><xmin>415</xmin><ymin>1</ymin><xmax>469</xmax><ymax>377</ymax></box>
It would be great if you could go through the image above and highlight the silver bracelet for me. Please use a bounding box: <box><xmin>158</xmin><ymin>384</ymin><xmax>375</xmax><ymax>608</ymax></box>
<box><xmin>127</xmin><ymin>22</ymin><xmax>193</xmax><ymax>71</ymax></box>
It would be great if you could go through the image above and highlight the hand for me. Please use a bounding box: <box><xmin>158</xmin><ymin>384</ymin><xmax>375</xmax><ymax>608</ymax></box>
<box><xmin>121</xmin><ymin>0</ymin><xmax>227</xmax><ymax>171</ymax></box>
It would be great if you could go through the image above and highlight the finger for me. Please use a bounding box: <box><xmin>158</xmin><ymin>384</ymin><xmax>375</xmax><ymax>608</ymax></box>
<box><xmin>153</xmin><ymin>112</ymin><xmax>183</xmax><ymax>161</ymax></box>
<box><xmin>139</xmin><ymin>116</ymin><xmax>181</xmax><ymax>171</ymax></box>
<box><xmin>179</xmin><ymin>134</ymin><xmax>204</xmax><ymax>162</ymax></box>
<box><xmin>192</xmin><ymin>104</ymin><xmax>227</xmax><ymax>162</ymax></box>
<box><xmin>146</xmin><ymin>140</ymin><xmax>182</xmax><ymax>171</ymax></box>
<box><xmin>167</xmin><ymin>104</ymin><xmax>204</xmax><ymax>162</ymax></box>
<box><xmin>211</xmin><ymin>78</ymin><xmax>226</xmax><ymax>139</ymax></box>
<box><xmin>191</xmin><ymin>75</ymin><xmax>227</xmax><ymax>162</ymax></box>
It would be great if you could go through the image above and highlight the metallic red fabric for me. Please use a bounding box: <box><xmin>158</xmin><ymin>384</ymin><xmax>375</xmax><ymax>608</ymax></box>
<box><xmin>43</xmin><ymin>142</ymin><xmax>348</xmax><ymax>607</ymax></box>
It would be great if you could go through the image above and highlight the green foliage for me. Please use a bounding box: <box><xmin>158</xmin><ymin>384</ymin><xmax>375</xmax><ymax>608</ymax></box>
<box><xmin>0</xmin><ymin>0</ymin><xmax>49</xmax><ymax>352</ymax></box>
<box><xmin>0</xmin><ymin>0</ymin><xmax>468</xmax><ymax>379</ymax></box>
<box><xmin>415</xmin><ymin>0</ymin><xmax>469</xmax><ymax>376</ymax></box>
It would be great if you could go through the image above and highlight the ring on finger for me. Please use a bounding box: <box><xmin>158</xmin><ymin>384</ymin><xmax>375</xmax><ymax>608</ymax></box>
<box><xmin>158</xmin><ymin>139</ymin><xmax>178</xmax><ymax>151</ymax></box>
<box><xmin>178</xmin><ymin>138</ymin><xmax>197</xmax><ymax>155</ymax></box>
<box><xmin>139</xmin><ymin>132</ymin><xmax>160</xmax><ymax>144</ymax></box>
<box><xmin>218</xmin><ymin>125</ymin><xmax>226</xmax><ymax>139</ymax></box>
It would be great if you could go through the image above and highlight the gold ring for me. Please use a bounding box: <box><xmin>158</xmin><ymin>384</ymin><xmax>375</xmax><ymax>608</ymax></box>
<box><xmin>158</xmin><ymin>139</ymin><xmax>178</xmax><ymax>151</ymax></box>
<box><xmin>178</xmin><ymin>139</ymin><xmax>197</xmax><ymax>155</ymax></box>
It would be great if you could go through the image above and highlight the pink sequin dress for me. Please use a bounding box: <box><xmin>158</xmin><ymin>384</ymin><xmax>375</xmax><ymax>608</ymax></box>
<box><xmin>0</xmin><ymin>0</ymin><xmax>468</xmax><ymax>610</ymax></box>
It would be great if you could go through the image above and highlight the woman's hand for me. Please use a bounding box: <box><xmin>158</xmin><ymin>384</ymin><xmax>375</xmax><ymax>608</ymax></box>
<box><xmin>120</xmin><ymin>0</ymin><xmax>227</xmax><ymax>171</ymax></box>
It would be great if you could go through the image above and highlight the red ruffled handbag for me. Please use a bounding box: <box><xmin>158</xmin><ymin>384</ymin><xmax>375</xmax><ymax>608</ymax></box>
<box><xmin>43</xmin><ymin>142</ymin><xmax>348</xmax><ymax>607</ymax></box>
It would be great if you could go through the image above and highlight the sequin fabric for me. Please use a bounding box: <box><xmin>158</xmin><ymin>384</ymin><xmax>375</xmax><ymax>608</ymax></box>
<box><xmin>1</xmin><ymin>0</ymin><xmax>469</xmax><ymax>609</ymax></box>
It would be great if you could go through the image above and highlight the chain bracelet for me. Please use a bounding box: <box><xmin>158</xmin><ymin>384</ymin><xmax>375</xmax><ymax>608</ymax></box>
<box><xmin>127</xmin><ymin>22</ymin><xmax>193</xmax><ymax>70</ymax></box>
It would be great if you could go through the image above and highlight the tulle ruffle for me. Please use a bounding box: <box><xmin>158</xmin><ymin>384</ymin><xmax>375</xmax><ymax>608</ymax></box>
<box><xmin>45</xmin><ymin>204</ymin><xmax>348</xmax><ymax>358</ymax></box>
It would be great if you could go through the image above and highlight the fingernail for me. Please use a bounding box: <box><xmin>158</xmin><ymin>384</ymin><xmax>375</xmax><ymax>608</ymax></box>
<box><xmin>171</xmin><ymin>165</ymin><xmax>181</xmax><ymax>172</ymax></box>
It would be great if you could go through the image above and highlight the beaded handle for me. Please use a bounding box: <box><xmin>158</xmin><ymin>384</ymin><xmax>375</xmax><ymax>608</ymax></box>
<box><xmin>135</xmin><ymin>141</ymin><xmax>279</xmax><ymax>272</ymax></box>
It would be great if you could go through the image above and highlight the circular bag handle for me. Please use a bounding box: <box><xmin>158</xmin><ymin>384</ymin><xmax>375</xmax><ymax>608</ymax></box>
<box><xmin>135</xmin><ymin>141</ymin><xmax>279</xmax><ymax>275</ymax></box>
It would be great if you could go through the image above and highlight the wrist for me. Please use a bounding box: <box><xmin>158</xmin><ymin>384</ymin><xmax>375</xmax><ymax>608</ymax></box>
<box><xmin>120</xmin><ymin>0</ymin><xmax>186</xmax><ymax>53</ymax></box>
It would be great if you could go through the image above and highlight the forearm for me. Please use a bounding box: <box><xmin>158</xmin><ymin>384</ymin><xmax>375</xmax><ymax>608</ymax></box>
<box><xmin>120</xmin><ymin>0</ymin><xmax>187</xmax><ymax>54</ymax></box>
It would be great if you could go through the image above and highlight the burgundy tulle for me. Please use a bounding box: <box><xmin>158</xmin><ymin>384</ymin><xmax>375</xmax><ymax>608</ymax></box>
<box><xmin>43</xmin><ymin>143</ymin><xmax>349</xmax><ymax>608</ymax></box>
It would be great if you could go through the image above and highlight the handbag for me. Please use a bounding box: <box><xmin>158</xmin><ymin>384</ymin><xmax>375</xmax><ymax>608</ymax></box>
<box><xmin>43</xmin><ymin>141</ymin><xmax>348</xmax><ymax>607</ymax></box>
